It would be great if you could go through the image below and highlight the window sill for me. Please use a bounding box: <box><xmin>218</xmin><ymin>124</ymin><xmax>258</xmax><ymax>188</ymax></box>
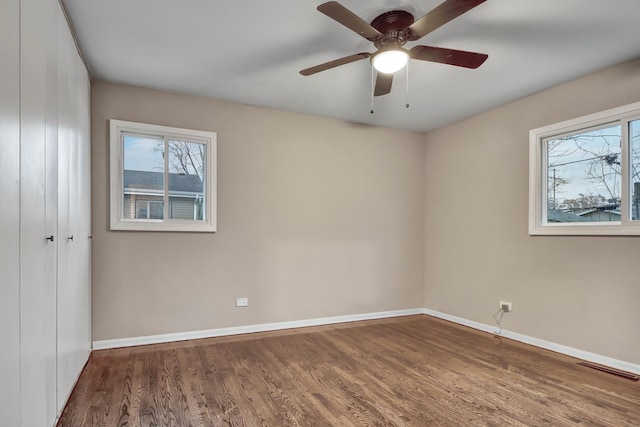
<box><xmin>110</xmin><ymin>219</ymin><xmax>216</xmax><ymax>233</ymax></box>
<box><xmin>529</xmin><ymin>222</ymin><xmax>640</xmax><ymax>236</ymax></box>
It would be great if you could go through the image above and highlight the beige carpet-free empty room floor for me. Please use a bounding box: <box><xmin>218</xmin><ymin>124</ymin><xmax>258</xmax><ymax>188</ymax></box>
<box><xmin>58</xmin><ymin>315</ymin><xmax>640</xmax><ymax>426</ymax></box>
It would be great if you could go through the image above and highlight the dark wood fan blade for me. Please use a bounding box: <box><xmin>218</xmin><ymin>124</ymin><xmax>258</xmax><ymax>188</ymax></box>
<box><xmin>406</xmin><ymin>0</ymin><xmax>486</xmax><ymax>41</ymax></box>
<box><xmin>317</xmin><ymin>1</ymin><xmax>382</xmax><ymax>41</ymax></box>
<box><xmin>410</xmin><ymin>45</ymin><xmax>488</xmax><ymax>69</ymax></box>
<box><xmin>374</xmin><ymin>72</ymin><xmax>393</xmax><ymax>96</ymax></box>
<box><xmin>299</xmin><ymin>52</ymin><xmax>370</xmax><ymax>76</ymax></box>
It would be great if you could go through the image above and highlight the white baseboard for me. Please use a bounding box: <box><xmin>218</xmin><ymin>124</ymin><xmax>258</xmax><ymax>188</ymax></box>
<box><xmin>423</xmin><ymin>308</ymin><xmax>640</xmax><ymax>375</ymax></box>
<box><xmin>92</xmin><ymin>307</ymin><xmax>640</xmax><ymax>376</ymax></box>
<box><xmin>92</xmin><ymin>308</ymin><xmax>425</xmax><ymax>350</ymax></box>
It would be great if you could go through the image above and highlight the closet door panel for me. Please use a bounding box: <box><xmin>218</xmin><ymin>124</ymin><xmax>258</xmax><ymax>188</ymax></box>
<box><xmin>56</xmin><ymin>6</ymin><xmax>73</xmax><ymax>410</ymax></box>
<box><xmin>19</xmin><ymin>0</ymin><xmax>52</xmax><ymax>424</ymax></box>
<box><xmin>44</xmin><ymin>0</ymin><xmax>60</xmax><ymax>423</ymax></box>
<box><xmin>75</xmin><ymin>54</ymin><xmax>92</xmax><ymax>361</ymax></box>
<box><xmin>56</xmin><ymin>4</ymin><xmax>92</xmax><ymax>411</ymax></box>
<box><xmin>0</xmin><ymin>0</ymin><xmax>21</xmax><ymax>424</ymax></box>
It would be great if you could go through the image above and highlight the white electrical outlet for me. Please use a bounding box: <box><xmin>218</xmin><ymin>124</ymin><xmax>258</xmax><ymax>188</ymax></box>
<box><xmin>236</xmin><ymin>297</ymin><xmax>249</xmax><ymax>307</ymax></box>
<box><xmin>500</xmin><ymin>301</ymin><xmax>512</xmax><ymax>312</ymax></box>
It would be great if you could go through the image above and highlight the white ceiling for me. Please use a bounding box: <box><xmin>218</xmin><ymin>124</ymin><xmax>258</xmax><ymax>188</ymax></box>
<box><xmin>64</xmin><ymin>0</ymin><xmax>640</xmax><ymax>132</ymax></box>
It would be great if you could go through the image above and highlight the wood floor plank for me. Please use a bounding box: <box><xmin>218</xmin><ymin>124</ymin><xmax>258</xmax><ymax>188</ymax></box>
<box><xmin>58</xmin><ymin>315</ymin><xmax>640</xmax><ymax>426</ymax></box>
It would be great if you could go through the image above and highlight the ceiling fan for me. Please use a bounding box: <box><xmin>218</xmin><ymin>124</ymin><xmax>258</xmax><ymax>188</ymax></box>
<box><xmin>300</xmin><ymin>0</ymin><xmax>489</xmax><ymax>96</ymax></box>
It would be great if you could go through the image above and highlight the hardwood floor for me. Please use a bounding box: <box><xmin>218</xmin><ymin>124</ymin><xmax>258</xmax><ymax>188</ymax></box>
<box><xmin>58</xmin><ymin>315</ymin><xmax>640</xmax><ymax>426</ymax></box>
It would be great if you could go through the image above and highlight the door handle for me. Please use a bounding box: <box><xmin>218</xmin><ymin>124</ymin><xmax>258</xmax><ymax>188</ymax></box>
<box><xmin>46</xmin><ymin>235</ymin><xmax>54</xmax><ymax>242</ymax></box>
<box><xmin>68</xmin><ymin>235</ymin><xmax>74</xmax><ymax>241</ymax></box>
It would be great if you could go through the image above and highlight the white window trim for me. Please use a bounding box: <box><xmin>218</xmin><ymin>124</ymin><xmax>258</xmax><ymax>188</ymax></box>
<box><xmin>110</xmin><ymin>119</ymin><xmax>217</xmax><ymax>232</ymax></box>
<box><xmin>529</xmin><ymin>101</ymin><xmax>640</xmax><ymax>236</ymax></box>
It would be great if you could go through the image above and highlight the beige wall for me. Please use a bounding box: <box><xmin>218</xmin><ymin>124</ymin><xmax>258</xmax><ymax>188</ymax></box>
<box><xmin>92</xmin><ymin>82</ymin><xmax>426</xmax><ymax>341</ymax></box>
<box><xmin>423</xmin><ymin>58</ymin><xmax>640</xmax><ymax>365</ymax></box>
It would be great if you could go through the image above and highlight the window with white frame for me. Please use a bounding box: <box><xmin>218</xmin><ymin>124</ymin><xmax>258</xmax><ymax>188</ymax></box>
<box><xmin>110</xmin><ymin>120</ymin><xmax>216</xmax><ymax>232</ymax></box>
<box><xmin>529</xmin><ymin>101</ymin><xmax>640</xmax><ymax>235</ymax></box>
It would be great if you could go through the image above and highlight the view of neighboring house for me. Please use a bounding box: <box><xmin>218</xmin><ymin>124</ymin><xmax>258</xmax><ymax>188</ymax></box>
<box><xmin>547</xmin><ymin>209</ymin><xmax>584</xmax><ymax>223</ymax></box>
<box><xmin>576</xmin><ymin>208</ymin><xmax>621</xmax><ymax>222</ymax></box>
<box><xmin>548</xmin><ymin>202</ymin><xmax>623</xmax><ymax>223</ymax></box>
<box><xmin>123</xmin><ymin>170</ymin><xmax>204</xmax><ymax>220</ymax></box>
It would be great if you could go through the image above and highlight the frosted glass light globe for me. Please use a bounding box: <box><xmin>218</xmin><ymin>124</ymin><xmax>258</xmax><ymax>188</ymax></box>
<box><xmin>372</xmin><ymin>50</ymin><xmax>409</xmax><ymax>74</ymax></box>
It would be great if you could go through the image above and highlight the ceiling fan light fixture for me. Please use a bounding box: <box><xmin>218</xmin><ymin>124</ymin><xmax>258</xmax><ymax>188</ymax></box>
<box><xmin>372</xmin><ymin>49</ymin><xmax>409</xmax><ymax>74</ymax></box>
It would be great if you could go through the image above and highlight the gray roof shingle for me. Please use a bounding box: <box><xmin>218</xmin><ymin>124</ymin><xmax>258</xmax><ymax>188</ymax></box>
<box><xmin>124</xmin><ymin>170</ymin><xmax>203</xmax><ymax>193</ymax></box>
<box><xmin>547</xmin><ymin>209</ymin><xmax>584</xmax><ymax>223</ymax></box>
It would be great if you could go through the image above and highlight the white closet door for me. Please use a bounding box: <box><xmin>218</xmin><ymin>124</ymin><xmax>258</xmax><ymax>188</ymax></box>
<box><xmin>1</xmin><ymin>0</ymin><xmax>91</xmax><ymax>424</ymax></box>
<box><xmin>76</xmin><ymin>53</ymin><xmax>92</xmax><ymax>360</ymax></box>
<box><xmin>19</xmin><ymin>0</ymin><xmax>53</xmax><ymax>424</ymax></box>
<box><xmin>56</xmin><ymin>4</ymin><xmax>73</xmax><ymax>411</ymax></box>
<box><xmin>44</xmin><ymin>0</ymin><xmax>60</xmax><ymax>422</ymax></box>
<box><xmin>0</xmin><ymin>0</ymin><xmax>21</xmax><ymax>424</ymax></box>
<box><xmin>56</xmin><ymin>3</ymin><xmax>92</xmax><ymax>412</ymax></box>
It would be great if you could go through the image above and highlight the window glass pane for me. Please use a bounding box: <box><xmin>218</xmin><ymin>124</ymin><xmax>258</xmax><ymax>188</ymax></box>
<box><xmin>135</xmin><ymin>199</ymin><xmax>163</xmax><ymax>219</ymax></box>
<box><xmin>546</xmin><ymin>124</ymin><xmax>621</xmax><ymax>223</ymax></box>
<box><xmin>122</xmin><ymin>133</ymin><xmax>165</xmax><ymax>219</ymax></box>
<box><xmin>167</xmin><ymin>140</ymin><xmax>206</xmax><ymax>220</ymax></box>
<box><xmin>631</xmin><ymin>120</ymin><xmax>640</xmax><ymax>220</ymax></box>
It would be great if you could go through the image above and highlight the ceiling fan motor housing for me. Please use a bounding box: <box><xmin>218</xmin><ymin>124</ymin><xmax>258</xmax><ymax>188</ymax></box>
<box><xmin>370</xmin><ymin>10</ymin><xmax>414</xmax><ymax>49</ymax></box>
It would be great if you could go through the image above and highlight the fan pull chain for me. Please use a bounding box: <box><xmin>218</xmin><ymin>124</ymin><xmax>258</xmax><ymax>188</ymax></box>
<box><xmin>405</xmin><ymin>61</ymin><xmax>410</xmax><ymax>109</ymax></box>
<box><xmin>370</xmin><ymin>66</ymin><xmax>375</xmax><ymax>114</ymax></box>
